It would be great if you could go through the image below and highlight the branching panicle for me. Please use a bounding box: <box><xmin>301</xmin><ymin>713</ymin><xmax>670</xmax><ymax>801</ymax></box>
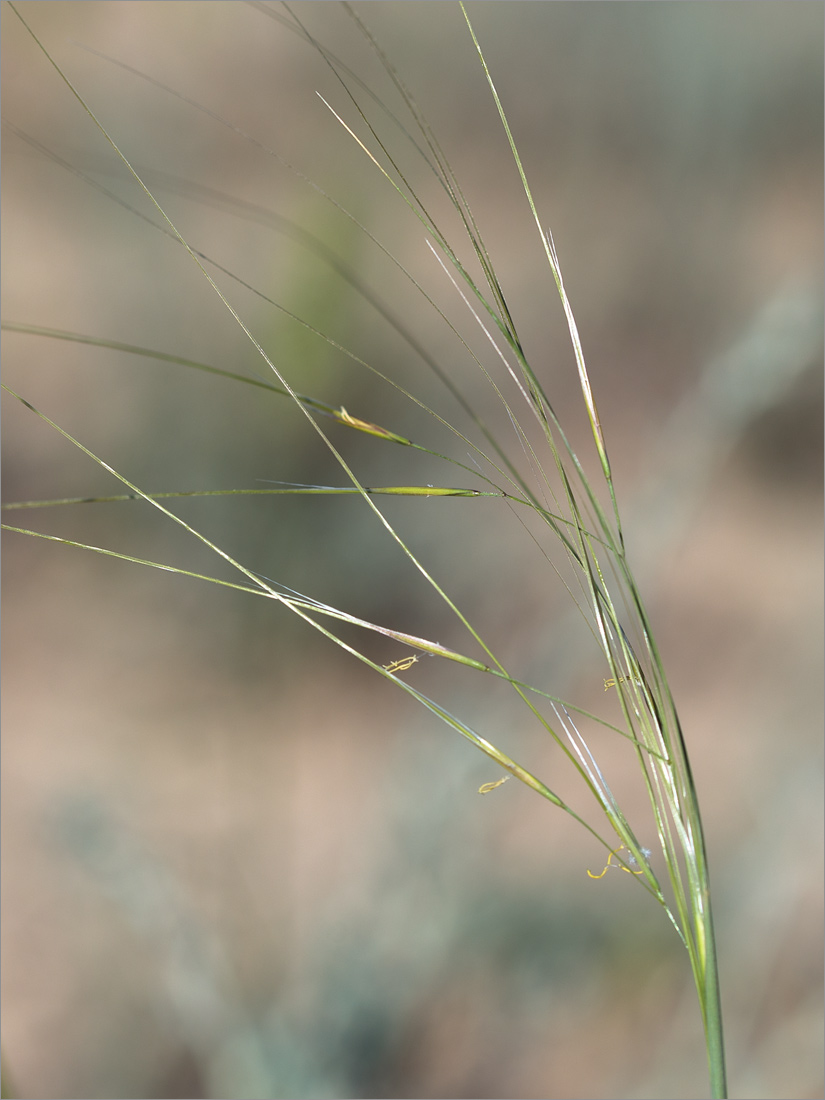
<box><xmin>3</xmin><ymin>3</ymin><xmax>726</xmax><ymax>1095</ymax></box>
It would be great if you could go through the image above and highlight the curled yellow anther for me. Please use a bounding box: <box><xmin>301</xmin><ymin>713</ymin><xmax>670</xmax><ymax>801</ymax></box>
<box><xmin>604</xmin><ymin>675</ymin><xmax>642</xmax><ymax>691</ymax></box>
<box><xmin>383</xmin><ymin>654</ymin><xmax>419</xmax><ymax>675</ymax></box>
<box><xmin>587</xmin><ymin>844</ymin><xmax>647</xmax><ymax>879</ymax></box>
<box><xmin>604</xmin><ymin>676</ymin><xmax>627</xmax><ymax>691</ymax></box>
<box><xmin>478</xmin><ymin>776</ymin><xmax>510</xmax><ymax>794</ymax></box>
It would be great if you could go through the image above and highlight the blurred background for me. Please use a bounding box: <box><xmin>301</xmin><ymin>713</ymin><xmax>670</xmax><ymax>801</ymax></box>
<box><xmin>2</xmin><ymin>3</ymin><xmax>822</xmax><ymax>1098</ymax></box>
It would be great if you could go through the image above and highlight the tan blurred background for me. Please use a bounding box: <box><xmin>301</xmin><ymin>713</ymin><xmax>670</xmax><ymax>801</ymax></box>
<box><xmin>2</xmin><ymin>3</ymin><xmax>822</xmax><ymax>1098</ymax></box>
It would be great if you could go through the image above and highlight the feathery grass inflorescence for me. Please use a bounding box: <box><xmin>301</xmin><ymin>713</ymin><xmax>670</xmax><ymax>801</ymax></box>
<box><xmin>3</xmin><ymin>3</ymin><xmax>726</xmax><ymax>1095</ymax></box>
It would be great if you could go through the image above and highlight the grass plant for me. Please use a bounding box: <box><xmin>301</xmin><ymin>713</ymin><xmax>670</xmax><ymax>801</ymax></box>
<box><xmin>2</xmin><ymin>2</ymin><xmax>769</xmax><ymax>1095</ymax></box>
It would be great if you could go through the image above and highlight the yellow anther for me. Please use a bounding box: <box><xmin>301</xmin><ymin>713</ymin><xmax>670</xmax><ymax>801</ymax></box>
<box><xmin>478</xmin><ymin>776</ymin><xmax>510</xmax><ymax>794</ymax></box>
<box><xmin>382</xmin><ymin>654</ymin><xmax>419</xmax><ymax>675</ymax></box>
<box><xmin>604</xmin><ymin>675</ymin><xmax>642</xmax><ymax>691</ymax></box>
<box><xmin>587</xmin><ymin>844</ymin><xmax>646</xmax><ymax>879</ymax></box>
<box><xmin>586</xmin><ymin>859</ymin><xmax>612</xmax><ymax>879</ymax></box>
<box><xmin>604</xmin><ymin>675</ymin><xmax>627</xmax><ymax>691</ymax></box>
